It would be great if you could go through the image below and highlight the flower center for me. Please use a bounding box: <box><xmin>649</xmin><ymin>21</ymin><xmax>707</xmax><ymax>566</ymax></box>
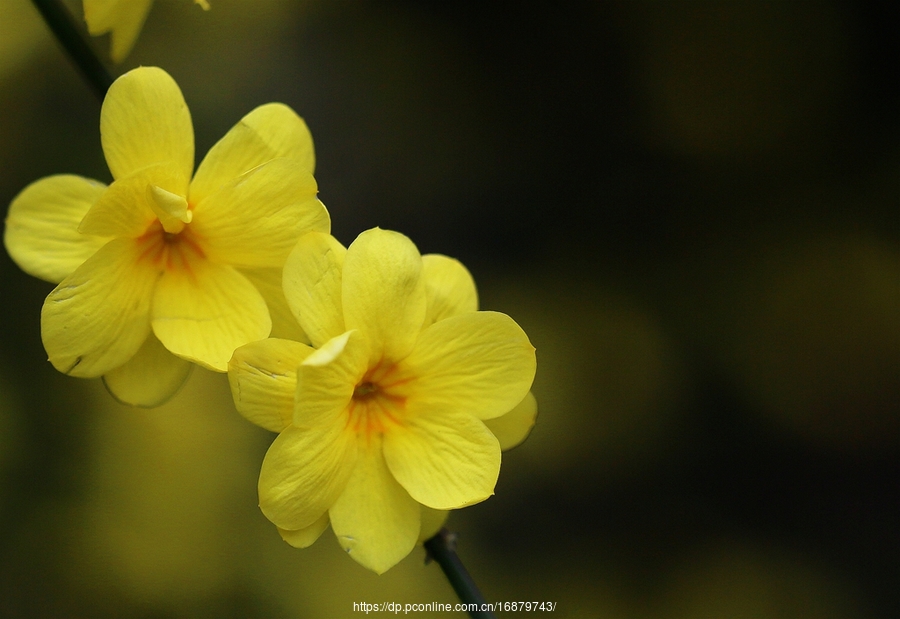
<box><xmin>137</xmin><ymin>219</ymin><xmax>205</xmax><ymax>275</ymax></box>
<box><xmin>348</xmin><ymin>363</ymin><xmax>411</xmax><ymax>438</ymax></box>
<box><xmin>135</xmin><ymin>184</ymin><xmax>206</xmax><ymax>275</ymax></box>
<box><xmin>353</xmin><ymin>381</ymin><xmax>379</xmax><ymax>399</ymax></box>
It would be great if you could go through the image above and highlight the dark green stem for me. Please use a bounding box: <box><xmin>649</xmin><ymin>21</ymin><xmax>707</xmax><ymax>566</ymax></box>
<box><xmin>31</xmin><ymin>0</ymin><xmax>114</xmax><ymax>101</ymax></box>
<box><xmin>424</xmin><ymin>528</ymin><xmax>496</xmax><ymax>619</ymax></box>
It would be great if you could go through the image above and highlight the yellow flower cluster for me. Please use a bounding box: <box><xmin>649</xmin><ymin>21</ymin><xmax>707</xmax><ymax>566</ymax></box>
<box><xmin>4</xmin><ymin>67</ymin><xmax>536</xmax><ymax>572</ymax></box>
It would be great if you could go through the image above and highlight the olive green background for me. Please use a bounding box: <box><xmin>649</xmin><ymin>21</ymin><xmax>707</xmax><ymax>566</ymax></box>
<box><xmin>1</xmin><ymin>1</ymin><xmax>898</xmax><ymax>617</ymax></box>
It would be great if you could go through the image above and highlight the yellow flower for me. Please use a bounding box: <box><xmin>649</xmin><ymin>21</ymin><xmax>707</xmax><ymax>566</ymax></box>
<box><xmin>228</xmin><ymin>228</ymin><xmax>537</xmax><ymax>573</ymax></box>
<box><xmin>4</xmin><ymin>66</ymin><xmax>328</xmax><ymax>407</ymax></box>
<box><xmin>83</xmin><ymin>0</ymin><xmax>210</xmax><ymax>63</ymax></box>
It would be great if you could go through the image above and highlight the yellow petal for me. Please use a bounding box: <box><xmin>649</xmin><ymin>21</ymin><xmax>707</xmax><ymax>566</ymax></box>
<box><xmin>148</xmin><ymin>184</ymin><xmax>191</xmax><ymax>233</ymax></box>
<box><xmin>190</xmin><ymin>103</ymin><xmax>316</xmax><ymax>204</ymax></box>
<box><xmin>401</xmin><ymin>311</ymin><xmax>536</xmax><ymax>420</ymax></box>
<box><xmin>78</xmin><ymin>162</ymin><xmax>186</xmax><ymax>238</ymax></box>
<box><xmin>4</xmin><ymin>175</ymin><xmax>109</xmax><ymax>283</ymax></box>
<box><xmin>277</xmin><ymin>512</ymin><xmax>330</xmax><ymax>549</ymax></box>
<box><xmin>283</xmin><ymin>231</ymin><xmax>346</xmax><ymax>348</ymax></box>
<box><xmin>83</xmin><ymin>0</ymin><xmax>153</xmax><ymax>63</ymax></box>
<box><xmin>484</xmin><ymin>391</ymin><xmax>538</xmax><ymax>451</ymax></box>
<box><xmin>329</xmin><ymin>437</ymin><xmax>421</xmax><ymax>574</ymax></box>
<box><xmin>239</xmin><ymin>267</ymin><xmax>310</xmax><ymax>343</ymax></box>
<box><xmin>259</xmin><ymin>424</ymin><xmax>357</xmax><ymax>531</ymax></box>
<box><xmin>102</xmin><ymin>333</ymin><xmax>193</xmax><ymax>407</ymax></box>
<box><xmin>100</xmin><ymin>67</ymin><xmax>194</xmax><ymax>181</ymax></box>
<box><xmin>421</xmin><ymin>254</ymin><xmax>478</xmax><ymax>326</ymax></box>
<box><xmin>228</xmin><ymin>338</ymin><xmax>314</xmax><ymax>433</ymax></box>
<box><xmin>417</xmin><ymin>506</ymin><xmax>449</xmax><ymax>544</ymax></box>
<box><xmin>383</xmin><ymin>409</ymin><xmax>500</xmax><ymax>510</ymax></box>
<box><xmin>40</xmin><ymin>238</ymin><xmax>159</xmax><ymax>377</ymax></box>
<box><xmin>151</xmin><ymin>259</ymin><xmax>271</xmax><ymax>372</ymax></box>
<box><xmin>295</xmin><ymin>330</ymin><xmax>369</xmax><ymax>428</ymax></box>
<box><xmin>342</xmin><ymin>228</ymin><xmax>426</xmax><ymax>364</ymax></box>
<box><xmin>83</xmin><ymin>0</ymin><xmax>140</xmax><ymax>32</ymax></box>
<box><xmin>190</xmin><ymin>158</ymin><xmax>329</xmax><ymax>268</ymax></box>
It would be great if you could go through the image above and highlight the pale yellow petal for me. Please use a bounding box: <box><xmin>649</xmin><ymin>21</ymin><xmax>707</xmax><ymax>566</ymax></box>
<box><xmin>417</xmin><ymin>506</ymin><xmax>449</xmax><ymax>544</ymax></box>
<box><xmin>329</xmin><ymin>437</ymin><xmax>421</xmax><ymax>574</ymax></box>
<box><xmin>83</xmin><ymin>0</ymin><xmax>153</xmax><ymax>62</ymax></box>
<box><xmin>102</xmin><ymin>333</ymin><xmax>193</xmax><ymax>407</ymax></box>
<box><xmin>484</xmin><ymin>391</ymin><xmax>538</xmax><ymax>451</ymax></box>
<box><xmin>40</xmin><ymin>238</ymin><xmax>159</xmax><ymax>377</ymax></box>
<box><xmin>239</xmin><ymin>267</ymin><xmax>310</xmax><ymax>343</ymax></box>
<box><xmin>259</xmin><ymin>424</ymin><xmax>357</xmax><ymax>531</ymax></box>
<box><xmin>100</xmin><ymin>66</ymin><xmax>194</xmax><ymax>181</ymax></box>
<box><xmin>342</xmin><ymin>228</ymin><xmax>426</xmax><ymax>364</ymax></box>
<box><xmin>78</xmin><ymin>162</ymin><xmax>186</xmax><ymax>238</ymax></box>
<box><xmin>148</xmin><ymin>185</ymin><xmax>191</xmax><ymax>232</ymax></box>
<box><xmin>401</xmin><ymin>311</ymin><xmax>536</xmax><ymax>420</ymax></box>
<box><xmin>151</xmin><ymin>259</ymin><xmax>271</xmax><ymax>372</ymax></box>
<box><xmin>4</xmin><ymin>175</ymin><xmax>109</xmax><ymax>283</ymax></box>
<box><xmin>421</xmin><ymin>254</ymin><xmax>478</xmax><ymax>325</ymax></box>
<box><xmin>277</xmin><ymin>512</ymin><xmax>329</xmax><ymax>549</ymax></box>
<box><xmin>83</xmin><ymin>0</ymin><xmax>137</xmax><ymax>32</ymax></box>
<box><xmin>190</xmin><ymin>103</ymin><xmax>316</xmax><ymax>204</ymax></box>
<box><xmin>383</xmin><ymin>409</ymin><xmax>500</xmax><ymax>510</ymax></box>
<box><xmin>228</xmin><ymin>338</ymin><xmax>314</xmax><ymax>433</ymax></box>
<box><xmin>294</xmin><ymin>330</ymin><xmax>369</xmax><ymax>428</ymax></box>
<box><xmin>190</xmin><ymin>159</ymin><xmax>329</xmax><ymax>268</ymax></box>
<box><xmin>283</xmin><ymin>231</ymin><xmax>346</xmax><ymax>348</ymax></box>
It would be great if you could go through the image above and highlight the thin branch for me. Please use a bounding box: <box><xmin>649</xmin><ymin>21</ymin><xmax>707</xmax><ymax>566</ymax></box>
<box><xmin>31</xmin><ymin>0</ymin><xmax>114</xmax><ymax>101</ymax></box>
<box><xmin>424</xmin><ymin>528</ymin><xmax>497</xmax><ymax>619</ymax></box>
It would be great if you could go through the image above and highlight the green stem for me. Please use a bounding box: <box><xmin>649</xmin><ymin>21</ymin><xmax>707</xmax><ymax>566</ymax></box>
<box><xmin>424</xmin><ymin>528</ymin><xmax>496</xmax><ymax>619</ymax></box>
<box><xmin>31</xmin><ymin>0</ymin><xmax>114</xmax><ymax>101</ymax></box>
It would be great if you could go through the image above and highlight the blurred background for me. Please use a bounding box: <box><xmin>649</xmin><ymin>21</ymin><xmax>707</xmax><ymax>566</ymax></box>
<box><xmin>1</xmin><ymin>0</ymin><xmax>898</xmax><ymax>617</ymax></box>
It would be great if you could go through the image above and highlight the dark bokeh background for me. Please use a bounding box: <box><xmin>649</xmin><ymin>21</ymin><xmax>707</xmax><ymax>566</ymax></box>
<box><xmin>1</xmin><ymin>1</ymin><xmax>898</xmax><ymax>617</ymax></box>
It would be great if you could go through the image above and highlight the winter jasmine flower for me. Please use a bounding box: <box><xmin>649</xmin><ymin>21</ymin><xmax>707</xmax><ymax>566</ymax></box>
<box><xmin>4</xmin><ymin>66</ymin><xmax>328</xmax><ymax>406</ymax></box>
<box><xmin>228</xmin><ymin>228</ymin><xmax>536</xmax><ymax>573</ymax></box>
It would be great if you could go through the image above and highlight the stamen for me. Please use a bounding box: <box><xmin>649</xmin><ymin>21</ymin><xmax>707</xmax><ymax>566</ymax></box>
<box><xmin>353</xmin><ymin>381</ymin><xmax>378</xmax><ymax>399</ymax></box>
<box><xmin>348</xmin><ymin>370</ymin><xmax>408</xmax><ymax>438</ymax></box>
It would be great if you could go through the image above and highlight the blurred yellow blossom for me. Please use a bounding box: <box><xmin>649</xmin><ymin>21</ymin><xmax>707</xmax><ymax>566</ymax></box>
<box><xmin>83</xmin><ymin>0</ymin><xmax>210</xmax><ymax>63</ymax></box>
<box><xmin>4</xmin><ymin>66</ymin><xmax>328</xmax><ymax>407</ymax></box>
<box><xmin>228</xmin><ymin>228</ymin><xmax>537</xmax><ymax>573</ymax></box>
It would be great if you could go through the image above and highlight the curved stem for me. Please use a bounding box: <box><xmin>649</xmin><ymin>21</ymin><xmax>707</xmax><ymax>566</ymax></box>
<box><xmin>31</xmin><ymin>0</ymin><xmax>114</xmax><ymax>101</ymax></box>
<box><xmin>424</xmin><ymin>528</ymin><xmax>496</xmax><ymax>619</ymax></box>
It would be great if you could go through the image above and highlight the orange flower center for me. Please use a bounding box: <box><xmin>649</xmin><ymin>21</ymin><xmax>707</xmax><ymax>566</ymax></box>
<box><xmin>348</xmin><ymin>361</ymin><xmax>412</xmax><ymax>439</ymax></box>
<box><xmin>136</xmin><ymin>219</ymin><xmax>206</xmax><ymax>277</ymax></box>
